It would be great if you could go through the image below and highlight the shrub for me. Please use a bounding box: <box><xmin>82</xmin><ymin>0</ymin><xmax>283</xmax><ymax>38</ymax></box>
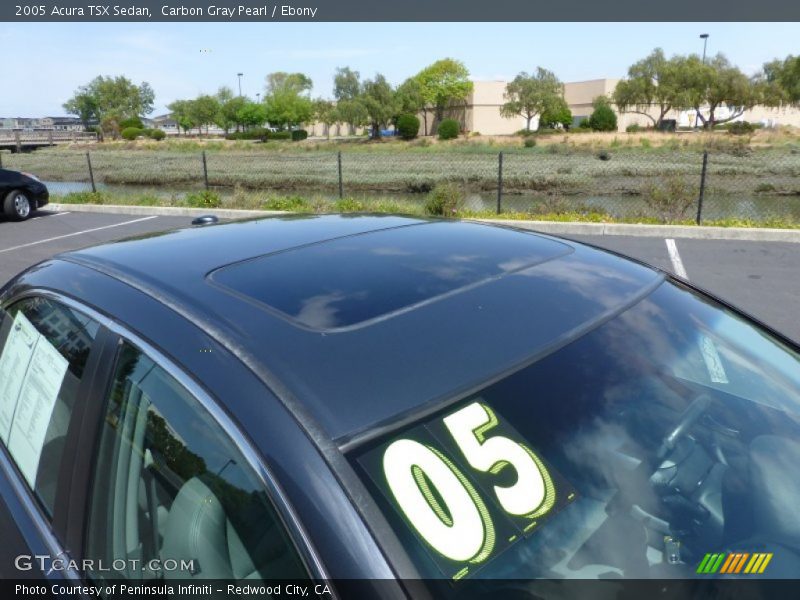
<box><xmin>269</xmin><ymin>131</ymin><xmax>291</xmax><ymax>141</ymax></box>
<box><xmin>397</xmin><ymin>114</ymin><xmax>421</xmax><ymax>140</ymax></box>
<box><xmin>536</xmin><ymin>128</ymin><xmax>558</xmax><ymax>135</ymax></box>
<box><xmin>119</xmin><ymin>117</ymin><xmax>144</xmax><ymax>130</ymax></box>
<box><xmin>588</xmin><ymin>97</ymin><xmax>618</xmax><ymax>132</ymax></box>
<box><xmin>539</xmin><ymin>105</ymin><xmax>573</xmax><ymax>130</ymax></box>
<box><xmin>424</xmin><ymin>182</ymin><xmax>463</xmax><ymax>216</ymax></box>
<box><xmin>437</xmin><ymin>119</ymin><xmax>460</xmax><ymax>140</ymax></box>
<box><xmin>577</xmin><ymin>118</ymin><xmax>592</xmax><ymax>129</ymax></box>
<box><xmin>291</xmin><ymin>129</ymin><xmax>309</xmax><ymax>141</ymax></box>
<box><xmin>596</xmin><ymin>150</ymin><xmax>611</xmax><ymax>161</ymax></box>
<box><xmin>523</xmin><ymin>138</ymin><xmax>537</xmax><ymax>148</ymax></box>
<box><xmin>121</xmin><ymin>127</ymin><xmax>144</xmax><ymax>141</ymax></box>
<box><xmin>626</xmin><ymin>124</ymin><xmax>644</xmax><ymax>133</ymax></box>
<box><xmin>144</xmin><ymin>128</ymin><xmax>166</xmax><ymax>141</ymax></box>
<box><xmin>727</xmin><ymin>121</ymin><xmax>756</xmax><ymax>135</ymax></box>
<box><xmin>226</xmin><ymin>127</ymin><xmax>273</xmax><ymax>141</ymax></box>
<box><xmin>335</xmin><ymin>197</ymin><xmax>366</xmax><ymax>212</ymax></box>
<box><xmin>516</xmin><ymin>129</ymin><xmax>536</xmax><ymax>137</ymax></box>
<box><xmin>262</xmin><ymin>196</ymin><xmax>307</xmax><ymax>211</ymax></box>
<box><xmin>185</xmin><ymin>190</ymin><xmax>221</xmax><ymax>208</ymax></box>
<box><xmin>641</xmin><ymin>176</ymin><xmax>696</xmax><ymax>222</ymax></box>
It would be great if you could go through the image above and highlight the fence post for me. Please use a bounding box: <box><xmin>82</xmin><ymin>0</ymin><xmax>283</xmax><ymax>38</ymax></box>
<box><xmin>0</xmin><ymin>151</ymin><xmax>3</xmax><ymax>169</ymax></box>
<box><xmin>86</xmin><ymin>152</ymin><xmax>96</xmax><ymax>193</ymax></box>
<box><xmin>696</xmin><ymin>150</ymin><xmax>708</xmax><ymax>225</ymax></box>
<box><xmin>496</xmin><ymin>151</ymin><xmax>504</xmax><ymax>214</ymax></box>
<box><xmin>14</xmin><ymin>131</ymin><xmax>21</xmax><ymax>153</ymax></box>
<box><xmin>337</xmin><ymin>151</ymin><xmax>343</xmax><ymax>199</ymax></box>
<box><xmin>202</xmin><ymin>151</ymin><xmax>209</xmax><ymax>190</ymax></box>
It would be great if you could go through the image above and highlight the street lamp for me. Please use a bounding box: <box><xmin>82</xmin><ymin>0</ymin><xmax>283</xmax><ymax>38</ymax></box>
<box><xmin>256</xmin><ymin>92</ymin><xmax>261</xmax><ymax>102</ymax></box>
<box><xmin>694</xmin><ymin>34</ymin><xmax>710</xmax><ymax>129</ymax></box>
<box><xmin>237</xmin><ymin>72</ymin><xmax>244</xmax><ymax>97</ymax></box>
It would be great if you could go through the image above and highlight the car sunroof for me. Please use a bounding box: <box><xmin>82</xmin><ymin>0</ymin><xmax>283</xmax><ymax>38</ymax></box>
<box><xmin>209</xmin><ymin>221</ymin><xmax>572</xmax><ymax>330</ymax></box>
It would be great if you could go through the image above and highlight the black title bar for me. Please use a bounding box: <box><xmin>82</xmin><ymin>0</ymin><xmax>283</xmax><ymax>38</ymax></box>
<box><xmin>4</xmin><ymin>0</ymin><xmax>800</xmax><ymax>22</ymax></box>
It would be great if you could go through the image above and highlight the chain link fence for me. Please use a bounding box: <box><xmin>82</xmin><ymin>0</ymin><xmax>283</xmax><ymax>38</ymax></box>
<box><xmin>2</xmin><ymin>145</ymin><xmax>799</xmax><ymax>223</ymax></box>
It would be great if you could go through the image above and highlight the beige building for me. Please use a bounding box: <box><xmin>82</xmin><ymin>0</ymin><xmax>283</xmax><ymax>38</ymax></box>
<box><xmin>465</xmin><ymin>78</ymin><xmax>800</xmax><ymax>134</ymax></box>
<box><xmin>303</xmin><ymin>77</ymin><xmax>800</xmax><ymax>138</ymax></box>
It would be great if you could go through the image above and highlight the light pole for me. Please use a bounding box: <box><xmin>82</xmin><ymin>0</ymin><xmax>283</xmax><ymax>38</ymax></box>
<box><xmin>700</xmin><ymin>33</ymin><xmax>709</xmax><ymax>63</ymax></box>
<box><xmin>237</xmin><ymin>72</ymin><xmax>243</xmax><ymax>97</ymax></box>
<box><xmin>256</xmin><ymin>92</ymin><xmax>261</xmax><ymax>103</ymax></box>
<box><xmin>694</xmin><ymin>34</ymin><xmax>710</xmax><ymax>129</ymax></box>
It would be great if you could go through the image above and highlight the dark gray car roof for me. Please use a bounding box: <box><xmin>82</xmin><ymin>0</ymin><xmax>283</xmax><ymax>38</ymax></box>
<box><xmin>61</xmin><ymin>215</ymin><xmax>664</xmax><ymax>443</ymax></box>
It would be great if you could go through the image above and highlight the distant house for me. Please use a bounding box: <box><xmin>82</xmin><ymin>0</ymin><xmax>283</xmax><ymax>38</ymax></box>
<box><xmin>150</xmin><ymin>113</ymin><xmax>226</xmax><ymax>136</ymax></box>
<box><xmin>49</xmin><ymin>117</ymin><xmax>91</xmax><ymax>132</ymax></box>
<box><xmin>0</xmin><ymin>117</ymin><xmax>55</xmax><ymax>131</ymax></box>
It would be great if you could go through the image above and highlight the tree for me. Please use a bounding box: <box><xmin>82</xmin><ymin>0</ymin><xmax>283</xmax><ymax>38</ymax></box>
<box><xmin>588</xmin><ymin>96</ymin><xmax>618</xmax><ymax>131</ymax></box>
<box><xmin>538</xmin><ymin>98</ymin><xmax>573</xmax><ymax>129</ymax></box>
<box><xmin>264</xmin><ymin>89</ymin><xmax>312</xmax><ymax>130</ymax></box>
<box><xmin>672</xmin><ymin>54</ymin><xmax>759</xmax><ymax>129</ymax></box>
<box><xmin>415</xmin><ymin>59</ymin><xmax>473</xmax><ymax>131</ymax></box>
<box><xmin>313</xmin><ymin>98</ymin><xmax>337</xmax><ymax>139</ymax></box>
<box><xmin>265</xmin><ymin>72</ymin><xmax>313</xmax><ymax>95</ymax></box>
<box><xmin>237</xmin><ymin>101</ymin><xmax>267</xmax><ymax>129</ymax></box>
<box><xmin>333</xmin><ymin>67</ymin><xmax>364</xmax><ymax>135</ymax></box>
<box><xmin>215</xmin><ymin>87</ymin><xmax>247</xmax><ymax>133</ymax></box>
<box><xmin>396</xmin><ymin>77</ymin><xmax>427</xmax><ymax>134</ymax></box>
<box><xmin>63</xmin><ymin>76</ymin><xmax>155</xmax><ymax>127</ymax></box>
<box><xmin>167</xmin><ymin>99</ymin><xmax>196</xmax><ymax>135</ymax></box>
<box><xmin>613</xmin><ymin>48</ymin><xmax>681</xmax><ymax>128</ymax></box>
<box><xmin>360</xmin><ymin>74</ymin><xmax>400</xmax><ymax>139</ymax></box>
<box><xmin>262</xmin><ymin>72</ymin><xmax>313</xmax><ymax>130</ymax></box>
<box><xmin>189</xmin><ymin>95</ymin><xmax>221</xmax><ymax>135</ymax></box>
<box><xmin>500</xmin><ymin>68</ymin><xmax>564</xmax><ymax>132</ymax></box>
<box><xmin>759</xmin><ymin>55</ymin><xmax>800</xmax><ymax>106</ymax></box>
<box><xmin>62</xmin><ymin>92</ymin><xmax>97</xmax><ymax>130</ymax></box>
<box><xmin>333</xmin><ymin>67</ymin><xmax>361</xmax><ymax>101</ymax></box>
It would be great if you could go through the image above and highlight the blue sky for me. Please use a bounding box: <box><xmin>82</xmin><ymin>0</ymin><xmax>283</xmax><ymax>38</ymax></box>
<box><xmin>3</xmin><ymin>22</ymin><xmax>798</xmax><ymax>116</ymax></box>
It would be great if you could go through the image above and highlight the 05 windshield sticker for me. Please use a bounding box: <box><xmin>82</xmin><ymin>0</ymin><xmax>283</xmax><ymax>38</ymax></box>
<box><xmin>359</xmin><ymin>400</ymin><xmax>576</xmax><ymax>580</ymax></box>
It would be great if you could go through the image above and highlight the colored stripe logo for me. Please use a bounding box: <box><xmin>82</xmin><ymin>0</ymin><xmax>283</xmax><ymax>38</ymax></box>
<box><xmin>696</xmin><ymin>552</ymin><xmax>773</xmax><ymax>574</ymax></box>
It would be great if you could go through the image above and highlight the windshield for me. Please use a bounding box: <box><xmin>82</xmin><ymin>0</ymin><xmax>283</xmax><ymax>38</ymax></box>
<box><xmin>351</xmin><ymin>280</ymin><xmax>800</xmax><ymax>586</ymax></box>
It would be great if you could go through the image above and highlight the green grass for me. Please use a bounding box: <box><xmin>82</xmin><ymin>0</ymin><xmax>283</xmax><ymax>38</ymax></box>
<box><xmin>50</xmin><ymin>190</ymin><xmax>800</xmax><ymax>229</ymax></box>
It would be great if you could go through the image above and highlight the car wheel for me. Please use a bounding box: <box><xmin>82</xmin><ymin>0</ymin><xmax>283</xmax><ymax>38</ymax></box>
<box><xmin>3</xmin><ymin>189</ymin><xmax>34</xmax><ymax>221</ymax></box>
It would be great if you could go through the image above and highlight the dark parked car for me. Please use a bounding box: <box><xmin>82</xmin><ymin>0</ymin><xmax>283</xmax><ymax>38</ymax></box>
<box><xmin>0</xmin><ymin>215</ymin><xmax>799</xmax><ymax>596</ymax></box>
<box><xmin>0</xmin><ymin>168</ymin><xmax>49</xmax><ymax>221</ymax></box>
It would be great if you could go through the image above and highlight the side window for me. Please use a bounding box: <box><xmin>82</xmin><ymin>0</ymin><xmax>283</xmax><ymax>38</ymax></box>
<box><xmin>85</xmin><ymin>342</ymin><xmax>309</xmax><ymax>582</ymax></box>
<box><xmin>0</xmin><ymin>297</ymin><xmax>100</xmax><ymax>517</ymax></box>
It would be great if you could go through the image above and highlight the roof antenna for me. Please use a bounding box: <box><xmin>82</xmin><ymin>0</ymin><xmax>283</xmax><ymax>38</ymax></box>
<box><xmin>191</xmin><ymin>215</ymin><xmax>219</xmax><ymax>226</ymax></box>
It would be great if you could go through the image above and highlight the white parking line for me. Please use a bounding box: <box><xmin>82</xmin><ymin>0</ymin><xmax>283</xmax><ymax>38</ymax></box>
<box><xmin>0</xmin><ymin>216</ymin><xmax>158</xmax><ymax>254</ymax></box>
<box><xmin>665</xmin><ymin>238</ymin><xmax>688</xmax><ymax>279</ymax></box>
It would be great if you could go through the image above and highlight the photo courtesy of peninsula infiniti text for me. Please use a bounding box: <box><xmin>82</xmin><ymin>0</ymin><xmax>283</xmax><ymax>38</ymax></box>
<box><xmin>0</xmin><ymin>214</ymin><xmax>799</xmax><ymax>597</ymax></box>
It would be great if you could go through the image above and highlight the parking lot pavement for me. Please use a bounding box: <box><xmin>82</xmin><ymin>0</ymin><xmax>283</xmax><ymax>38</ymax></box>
<box><xmin>0</xmin><ymin>210</ymin><xmax>196</xmax><ymax>285</ymax></box>
<box><xmin>564</xmin><ymin>234</ymin><xmax>800</xmax><ymax>344</ymax></box>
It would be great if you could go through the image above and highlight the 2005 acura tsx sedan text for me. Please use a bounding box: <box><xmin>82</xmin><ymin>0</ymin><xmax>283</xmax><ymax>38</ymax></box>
<box><xmin>0</xmin><ymin>214</ymin><xmax>798</xmax><ymax>598</ymax></box>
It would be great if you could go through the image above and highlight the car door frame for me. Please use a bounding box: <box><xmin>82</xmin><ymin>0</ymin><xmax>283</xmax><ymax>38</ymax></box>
<box><xmin>2</xmin><ymin>289</ymin><xmax>332</xmax><ymax>584</ymax></box>
<box><xmin>0</xmin><ymin>298</ymin><xmax>114</xmax><ymax>581</ymax></box>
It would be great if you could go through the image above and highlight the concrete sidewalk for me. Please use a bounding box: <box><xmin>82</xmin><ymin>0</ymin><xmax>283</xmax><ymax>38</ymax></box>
<box><xmin>48</xmin><ymin>203</ymin><xmax>800</xmax><ymax>243</ymax></box>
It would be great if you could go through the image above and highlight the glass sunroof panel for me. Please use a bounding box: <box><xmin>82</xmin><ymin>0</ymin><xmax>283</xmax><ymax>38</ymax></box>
<box><xmin>209</xmin><ymin>222</ymin><xmax>572</xmax><ymax>330</ymax></box>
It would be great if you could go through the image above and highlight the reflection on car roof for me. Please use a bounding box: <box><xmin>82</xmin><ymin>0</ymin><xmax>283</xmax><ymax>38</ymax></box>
<box><xmin>61</xmin><ymin>215</ymin><xmax>664</xmax><ymax>442</ymax></box>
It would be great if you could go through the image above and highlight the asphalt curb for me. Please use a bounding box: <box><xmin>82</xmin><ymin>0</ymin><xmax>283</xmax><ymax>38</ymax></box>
<box><xmin>48</xmin><ymin>203</ymin><xmax>284</xmax><ymax>220</ymax></box>
<box><xmin>48</xmin><ymin>204</ymin><xmax>800</xmax><ymax>243</ymax></box>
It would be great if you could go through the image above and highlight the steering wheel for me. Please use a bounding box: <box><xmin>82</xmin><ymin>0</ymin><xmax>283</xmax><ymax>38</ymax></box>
<box><xmin>658</xmin><ymin>394</ymin><xmax>712</xmax><ymax>458</ymax></box>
